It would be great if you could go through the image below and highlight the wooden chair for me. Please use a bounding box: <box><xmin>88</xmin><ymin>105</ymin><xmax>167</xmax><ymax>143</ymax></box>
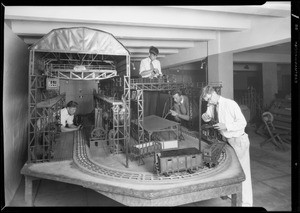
<box><xmin>260</xmin><ymin>112</ymin><xmax>289</xmax><ymax>151</ymax></box>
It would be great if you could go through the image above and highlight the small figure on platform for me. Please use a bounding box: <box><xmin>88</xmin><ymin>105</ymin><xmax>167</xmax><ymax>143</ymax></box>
<box><xmin>60</xmin><ymin>101</ymin><xmax>82</xmax><ymax>132</ymax></box>
<box><xmin>201</xmin><ymin>85</ymin><xmax>253</xmax><ymax>207</ymax></box>
<box><xmin>139</xmin><ymin>46</ymin><xmax>162</xmax><ymax>79</ymax></box>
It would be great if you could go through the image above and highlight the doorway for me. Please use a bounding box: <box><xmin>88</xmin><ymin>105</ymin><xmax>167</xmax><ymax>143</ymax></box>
<box><xmin>233</xmin><ymin>63</ymin><xmax>263</xmax><ymax>101</ymax></box>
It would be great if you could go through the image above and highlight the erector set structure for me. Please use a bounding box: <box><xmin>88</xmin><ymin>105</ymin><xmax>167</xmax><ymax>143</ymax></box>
<box><xmin>27</xmin><ymin>26</ymin><xmax>222</xmax><ymax>169</ymax></box>
<box><xmin>28</xmin><ymin>27</ymin><xmax>131</xmax><ymax>165</ymax></box>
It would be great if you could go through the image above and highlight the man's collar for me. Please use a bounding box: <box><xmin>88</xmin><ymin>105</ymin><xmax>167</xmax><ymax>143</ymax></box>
<box><xmin>148</xmin><ymin>57</ymin><xmax>156</xmax><ymax>62</ymax></box>
<box><xmin>217</xmin><ymin>96</ymin><xmax>224</xmax><ymax>105</ymax></box>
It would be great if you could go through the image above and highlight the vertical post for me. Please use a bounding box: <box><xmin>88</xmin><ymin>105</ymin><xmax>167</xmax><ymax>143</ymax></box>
<box><xmin>199</xmin><ymin>92</ymin><xmax>202</xmax><ymax>152</ymax></box>
<box><xmin>124</xmin><ymin>55</ymin><xmax>131</xmax><ymax>168</ymax></box>
<box><xmin>137</xmin><ymin>90</ymin><xmax>144</xmax><ymax>144</ymax></box>
<box><xmin>28</xmin><ymin>50</ymin><xmax>38</xmax><ymax>163</ymax></box>
<box><xmin>28</xmin><ymin>50</ymin><xmax>33</xmax><ymax>163</ymax></box>
<box><xmin>24</xmin><ymin>176</ymin><xmax>34</xmax><ymax>206</ymax></box>
<box><xmin>231</xmin><ymin>184</ymin><xmax>242</xmax><ymax>206</ymax></box>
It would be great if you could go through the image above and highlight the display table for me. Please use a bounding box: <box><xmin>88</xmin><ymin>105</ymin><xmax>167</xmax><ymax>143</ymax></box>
<box><xmin>143</xmin><ymin>115</ymin><xmax>180</xmax><ymax>147</ymax></box>
<box><xmin>21</xmin><ymin>130</ymin><xmax>245</xmax><ymax>206</ymax></box>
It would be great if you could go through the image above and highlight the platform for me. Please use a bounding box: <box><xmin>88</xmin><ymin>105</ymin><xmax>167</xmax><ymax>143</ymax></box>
<box><xmin>21</xmin><ymin>128</ymin><xmax>245</xmax><ymax>206</ymax></box>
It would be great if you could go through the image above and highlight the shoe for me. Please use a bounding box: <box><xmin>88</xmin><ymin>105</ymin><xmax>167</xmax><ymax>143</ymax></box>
<box><xmin>220</xmin><ymin>196</ymin><xmax>231</xmax><ymax>200</ymax></box>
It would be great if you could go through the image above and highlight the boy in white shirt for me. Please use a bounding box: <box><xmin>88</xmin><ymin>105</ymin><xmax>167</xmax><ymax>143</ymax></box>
<box><xmin>139</xmin><ymin>46</ymin><xmax>162</xmax><ymax>78</ymax></box>
<box><xmin>60</xmin><ymin>101</ymin><xmax>81</xmax><ymax>132</ymax></box>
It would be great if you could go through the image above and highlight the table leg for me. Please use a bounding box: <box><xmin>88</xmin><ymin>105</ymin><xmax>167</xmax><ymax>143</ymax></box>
<box><xmin>231</xmin><ymin>192</ymin><xmax>242</xmax><ymax>206</ymax></box>
<box><xmin>24</xmin><ymin>176</ymin><xmax>34</xmax><ymax>206</ymax></box>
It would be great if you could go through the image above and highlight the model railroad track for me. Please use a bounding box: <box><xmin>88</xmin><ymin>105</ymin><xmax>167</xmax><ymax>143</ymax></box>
<box><xmin>73</xmin><ymin>130</ymin><xmax>227</xmax><ymax>181</ymax></box>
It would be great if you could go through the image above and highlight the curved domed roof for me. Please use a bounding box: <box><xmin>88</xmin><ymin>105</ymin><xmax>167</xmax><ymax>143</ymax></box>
<box><xmin>30</xmin><ymin>27</ymin><xmax>130</xmax><ymax>56</ymax></box>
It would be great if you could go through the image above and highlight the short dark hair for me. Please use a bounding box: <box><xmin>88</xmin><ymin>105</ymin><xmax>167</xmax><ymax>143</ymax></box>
<box><xmin>66</xmin><ymin>101</ymin><xmax>78</xmax><ymax>108</ymax></box>
<box><xmin>172</xmin><ymin>89</ymin><xmax>182</xmax><ymax>96</ymax></box>
<box><xmin>149</xmin><ymin>46</ymin><xmax>159</xmax><ymax>55</ymax></box>
<box><xmin>201</xmin><ymin>85</ymin><xmax>216</xmax><ymax>98</ymax></box>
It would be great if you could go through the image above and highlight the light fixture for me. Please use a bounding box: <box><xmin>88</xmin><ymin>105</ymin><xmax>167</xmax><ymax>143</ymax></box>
<box><xmin>131</xmin><ymin>62</ymin><xmax>136</xmax><ymax>70</ymax></box>
<box><xmin>200</xmin><ymin>61</ymin><xmax>206</xmax><ymax>69</ymax></box>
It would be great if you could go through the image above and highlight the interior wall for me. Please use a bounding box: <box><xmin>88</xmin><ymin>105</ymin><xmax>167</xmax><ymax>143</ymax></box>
<box><xmin>163</xmin><ymin>69</ymin><xmax>206</xmax><ymax>84</ymax></box>
<box><xmin>59</xmin><ymin>80</ymin><xmax>98</xmax><ymax>115</ymax></box>
<box><xmin>262</xmin><ymin>62</ymin><xmax>278</xmax><ymax>107</ymax></box>
<box><xmin>3</xmin><ymin>24</ymin><xmax>29</xmax><ymax>205</ymax></box>
<box><xmin>277</xmin><ymin>63</ymin><xmax>291</xmax><ymax>96</ymax></box>
<box><xmin>208</xmin><ymin>52</ymin><xmax>234</xmax><ymax>99</ymax></box>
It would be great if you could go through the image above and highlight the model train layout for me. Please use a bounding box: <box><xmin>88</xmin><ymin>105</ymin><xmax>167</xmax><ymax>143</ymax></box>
<box><xmin>21</xmin><ymin>27</ymin><xmax>246</xmax><ymax>207</ymax></box>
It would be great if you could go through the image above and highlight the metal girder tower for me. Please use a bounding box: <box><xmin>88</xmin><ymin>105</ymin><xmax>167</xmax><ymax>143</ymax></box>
<box><xmin>130</xmin><ymin>79</ymin><xmax>191</xmax><ymax>146</ymax></box>
<box><xmin>130</xmin><ymin>79</ymin><xmax>223</xmax><ymax>148</ymax></box>
<box><xmin>28</xmin><ymin>50</ymin><xmax>66</xmax><ymax>163</ymax></box>
<box><xmin>28</xmin><ymin>50</ymin><xmax>37</xmax><ymax>163</ymax></box>
<box><xmin>136</xmin><ymin>90</ymin><xmax>145</xmax><ymax>144</ymax></box>
<box><xmin>123</xmin><ymin>56</ymin><xmax>131</xmax><ymax>167</ymax></box>
<box><xmin>36</xmin><ymin>94</ymin><xmax>66</xmax><ymax>161</ymax></box>
<box><xmin>93</xmin><ymin>94</ymin><xmax>125</xmax><ymax>154</ymax></box>
<box><xmin>91</xmin><ymin>56</ymin><xmax>131</xmax><ymax>168</ymax></box>
<box><xmin>27</xmin><ymin>27</ymin><xmax>132</xmax><ymax>168</ymax></box>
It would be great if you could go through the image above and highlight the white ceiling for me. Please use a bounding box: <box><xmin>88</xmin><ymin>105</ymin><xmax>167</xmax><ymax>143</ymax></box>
<box><xmin>4</xmin><ymin>3</ymin><xmax>291</xmax><ymax>64</ymax></box>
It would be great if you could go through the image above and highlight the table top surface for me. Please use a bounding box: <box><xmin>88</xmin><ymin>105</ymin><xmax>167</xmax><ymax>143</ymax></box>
<box><xmin>143</xmin><ymin>115</ymin><xmax>179</xmax><ymax>132</ymax></box>
<box><xmin>21</xmin><ymin>129</ymin><xmax>245</xmax><ymax>204</ymax></box>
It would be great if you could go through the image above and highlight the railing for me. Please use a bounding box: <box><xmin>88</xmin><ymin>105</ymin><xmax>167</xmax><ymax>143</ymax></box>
<box><xmin>45</xmin><ymin>64</ymin><xmax>118</xmax><ymax>80</ymax></box>
<box><xmin>47</xmin><ymin>64</ymin><xmax>116</xmax><ymax>71</ymax></box>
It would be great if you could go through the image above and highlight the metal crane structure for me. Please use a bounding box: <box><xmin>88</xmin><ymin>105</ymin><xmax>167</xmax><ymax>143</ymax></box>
<box><xmin>27</xmin><ymin>26</ymin><xmax>223</xmax><ymax>170</ymax></box>
<box><xmin>27</xmin><ymin>27</ymin><xmax>131</xmax><ymax>165</ymax></box>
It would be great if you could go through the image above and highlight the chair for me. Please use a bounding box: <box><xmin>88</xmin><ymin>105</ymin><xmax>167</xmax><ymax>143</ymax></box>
<box><xmin>260</xmin><ymin>112</ymin><xmax>289</xmax><ymax>151</ymax></box>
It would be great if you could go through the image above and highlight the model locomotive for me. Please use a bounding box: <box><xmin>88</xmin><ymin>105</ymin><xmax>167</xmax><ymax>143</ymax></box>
<box><xmin>203</xmin><ymin>142</ymin><xmax>226</xmax><ymax>168</ymax></box>
<box><xmin>201</xmin><ymin>123</ymin><xmax>225</xmax><ymax>144</ymax></box>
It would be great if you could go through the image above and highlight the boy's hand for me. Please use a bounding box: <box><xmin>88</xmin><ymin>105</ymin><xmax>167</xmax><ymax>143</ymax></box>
<box><xmin>170</xmin><ymin>110</ymin><xmax>178</xmax><ymax>116</ymax></box>
<box><xmin>213</xmin><ymin>123</ymin><xmax>226</xmax><ymax>131</ymax></box>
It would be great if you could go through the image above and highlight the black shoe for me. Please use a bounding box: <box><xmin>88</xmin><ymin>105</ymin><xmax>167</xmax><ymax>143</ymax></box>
<box><xmin>221</xmin><ymin>196</ymin><xmax>231</xmax><ymax>200</ymax></box>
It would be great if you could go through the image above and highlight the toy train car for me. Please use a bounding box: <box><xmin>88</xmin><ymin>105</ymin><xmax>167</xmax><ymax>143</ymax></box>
<box><xmin>154</xmin><ymin>142</ymin><xmax>226</xmax><ymax>175</ymax></box>
<box><xmin>203</xmin><ymin>142</ymin><xmax>226</xmax><ymax>168</ymax></box>
<box><xmin>130</xmin><ymin>141</ymin><xmax>162</xmax><ymax>165</ymax></box>
<box><xmin>154</xmin><ymin>147</ymin><xmax>203</xmax><ymax>175</ymax></box>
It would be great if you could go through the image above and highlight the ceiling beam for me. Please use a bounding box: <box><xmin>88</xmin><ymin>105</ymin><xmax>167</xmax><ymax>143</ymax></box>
<box><xmin>22</xmin><ymin>36</ymin><xmax>196</xmax><ymax>49</ymax></box>
<box><xmin>160</xmin><ymin>42</ymin><xmax>208</xmax><ymax>68</ymax></box>
<box><xmin>5</xmin><ymin>6</ymin><xmax>251</xmax><ymax>31</ymax></box>
<box><xmin>10</xmin><ymin>20</ymin><xmax>217</xmax><ymax>41</ymax></box>
<box><xmin>164</xmin><ymin>4</ymin><xmax>290</xmax><ymax>17</ymax></box>
<box><xmin>118</xmin><ymin>39</ymin><xmax>195</xmax><ymax>49</ymax></box>
<box><xmin>130</xmin><ymin>54</ymin><xmax>166</xmax><ymax>58</ymax></box>
<box><xmin>219</xmin><ymin>16</ymin><xmax>290</xmax><ymax>54</ymax></box>
<box><xmin>127</xmin><ymin>48</ymin><xmax>179</xmax><ymax>54</ymax></box>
